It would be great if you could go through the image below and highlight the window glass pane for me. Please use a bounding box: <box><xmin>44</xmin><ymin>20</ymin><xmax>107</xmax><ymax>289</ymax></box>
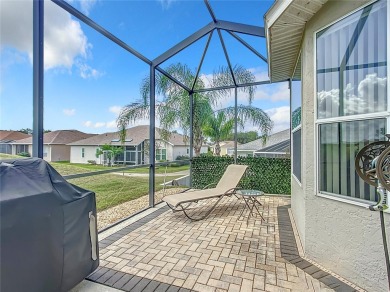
<box><xmin>291</xmin><ymin>80</ymin><xmax>302</xmax><ymax>129</ymax></box>
<box><xmin>316</xmin><ymin>0</ymin><xmax>387</xmax><ymax>119</ymax></box>
<box><xmin>319</xmin><ymin>119</ymin><xmax>386</xmax><ymax>201</ymax></box>
<box><xmin>292</xmin><ymin>130</ymin><xmax>301</xmax><ymax>182</ymax></box>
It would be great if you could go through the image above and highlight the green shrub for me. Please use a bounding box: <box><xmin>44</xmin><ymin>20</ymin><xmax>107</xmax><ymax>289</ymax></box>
<box><xmin>18</xmin><ymin>152</ymin><xmax>31</xmax><ymax>157</ymax></box>
<box><xmin>169</xmin><ymin>162</ymin><xmax>181</xmax><ymax>167</ymax></box>
<box><xmin>176</xmin><ymin>155</ymin><xmax>189</xmax><ymax>160</ymax></box>
<box><xmin>191</xmin><ymin>156</ymin><xmax>291</xmax><ymax>194</ymax></box>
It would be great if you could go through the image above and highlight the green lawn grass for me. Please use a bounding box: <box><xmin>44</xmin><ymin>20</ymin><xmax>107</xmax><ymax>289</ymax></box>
<box><xmin>0</xmin><ymin>159</ymin><xmax>186</xmax><ymax>212</ymax></box>
<box><xmin>50</xmin><ymin>162</ymin><xmax>123</xmax><ymax>176</ymax></box>
<box><xmin>124</xmin><ymin>164</ymin><xmax>190</xmax><ymax>174</ymax></box>
<box><xmin>0</xmin><ymin>153</ymin><xmax>26</xmax><ymax>159</ymax></box>
<box><xmin>67</xmin><ymin>174</ymin><xmax>183</xmax><ymax>211</ymax></box>
<box><xmin>50</xmin><ymin>162</ymin><xmax>189</xmax><ymax>176</ymax></box>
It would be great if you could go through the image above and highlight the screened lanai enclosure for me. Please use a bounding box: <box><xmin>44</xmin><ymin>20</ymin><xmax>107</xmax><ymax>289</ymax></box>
<box><xmin>21</xmin><ymin>0</ymin><xmax>292</xmax><ymax>229</ymax></box>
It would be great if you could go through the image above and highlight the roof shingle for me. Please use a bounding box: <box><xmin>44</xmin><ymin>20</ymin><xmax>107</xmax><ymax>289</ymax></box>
<box><xmin>68</xmin><ymin>125</ymin><xmax>189</xmax><ymax>146</ymax></box>
<box><xmin>12</xmin><ymin>130</ymin><xmax>96</xmax><ymax>145</ymax></box>
<box><xmin>0</xmin><ymin>131</ymin><xmax>31</xmax><ymax>142</ymax></box>
<box><xmin>235</xmin><ymin>129</ymin><xmax>290</xmax><ymax>151</ymax></box>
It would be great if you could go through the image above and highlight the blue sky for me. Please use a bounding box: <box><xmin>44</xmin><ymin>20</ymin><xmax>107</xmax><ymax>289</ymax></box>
<box><xmin>0</xmin><ymin>0</ymin><xmax>290</xmax><ymax>135</ymax></box>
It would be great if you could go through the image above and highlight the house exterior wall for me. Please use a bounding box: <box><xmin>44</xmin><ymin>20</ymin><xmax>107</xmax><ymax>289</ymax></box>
<box><xmin>296</xmin><ymin>1</ymin><xmax>389</xmax><ymax>291</ymax></box>
<box><xmin>291</xmin><ymin>178</ymin><xmax>305</xmax><ymax>248</ymax></box>
<box><xmin>166</xmin><ymin>143</ymin><xmax>175</xmax><ymax>161</ymax></box>
<box><xmin>172</xmin><ymin>146</ymin><xmax>190</xmax><ymax>160</ymax></box>
<box><xmin>12</xmin><ymin>144</ymin><xmax>32</xmax><ymax>156</ymax></box>
<box><xmin>70</xmin><ymin>146</ymin><xmax>100</xmax><ymax>164</ymax></box>
<box><xmin>220</xmin><ymin>146</ymin><xmax>228</xmax><ymax>156</ymax></box>
<box><xmin>49</xmin><ymin>145</ymin><xmax>71</xmax><ymax>162</ymax></box>
<box><xmin>172</xmin><ymin>145</ymin><xmax>207</xmax><ymax>160</ymax></box>
<box><xmin>236</xmin><ymin>150</ymin><xmax>254</xmax><ymax>157</ymax></box>
<box><xmin>0</xmin><ymin>143</ymin><xmax>12</xmax><ymax>154</ymax></box>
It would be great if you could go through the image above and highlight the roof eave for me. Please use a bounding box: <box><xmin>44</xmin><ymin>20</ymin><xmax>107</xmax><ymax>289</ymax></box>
<box><xmin>264</xmin><ymin>0</ymin><xmax>294</xmax><ymax>82</ymax></box>
<box><xmin>265</xmin><ymin>0</ymin><xmax>328</xmax><ymax>82</ymax></box>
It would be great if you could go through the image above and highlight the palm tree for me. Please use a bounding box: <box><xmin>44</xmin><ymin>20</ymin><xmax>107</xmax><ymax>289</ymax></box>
<box><xmin>117</xmin><ymin>63</ymin><xmax>273</xmax><ymax>156</ymax></box>
<box><xmin>203</xmin><ymin>111</ymin><xmax>235</xmax><ymax>156</ymax></box>
<box><xmin>96</xmin><ymin>144</ymin><xmax>124</xmax><ymax>166</ymax></box>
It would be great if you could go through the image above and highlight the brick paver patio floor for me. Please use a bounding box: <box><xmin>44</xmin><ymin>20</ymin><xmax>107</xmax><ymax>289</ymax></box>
<box><xmin>89</xmin><ymin>196</ymin><xmax>344</xmax><ymax>291</ymax></box>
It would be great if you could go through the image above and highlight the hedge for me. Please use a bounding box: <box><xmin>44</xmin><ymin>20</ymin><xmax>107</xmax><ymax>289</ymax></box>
<box><xmin>191</xmin><ymin>156</ymin><xmax>291</xmax><ymax>194</ymax></box>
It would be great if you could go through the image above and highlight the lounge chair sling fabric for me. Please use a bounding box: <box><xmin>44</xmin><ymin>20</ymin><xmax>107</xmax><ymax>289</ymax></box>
<box><xmin>163</xmin><ymin>164</ymin><xmax>248</xmax><ymax>220</ymax></box>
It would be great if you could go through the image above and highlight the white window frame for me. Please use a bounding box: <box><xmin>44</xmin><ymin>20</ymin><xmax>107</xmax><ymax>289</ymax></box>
<box><xmin>291</xmin><ymin>52</ymin><xmax>302</xmax><ymax>186</ymax></box>
<box><xmin>313</xmin><ymin>0</ymin><xmax>390</xmax><ymax>208</ymax></box>
<box><xmin>156</xmin><ymin>148</ymin><xmax>167</xmax><ymax>161</ymax></box>
<box><xmin>291</xmin><ymin>126</ymin><xmax>302</xmax><ymax>186</ymax></box>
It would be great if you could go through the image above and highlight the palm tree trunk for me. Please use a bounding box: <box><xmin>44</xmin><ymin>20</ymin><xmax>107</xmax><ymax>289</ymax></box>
<box><xmin>194</xmin><ymin>135</ymin><xmax>203</xmax><ymax>156</ymax></box>
<box><xmin>215</xmin><ymin>142</ymin><xmax>221</xmax><ymax>156</ymax></box>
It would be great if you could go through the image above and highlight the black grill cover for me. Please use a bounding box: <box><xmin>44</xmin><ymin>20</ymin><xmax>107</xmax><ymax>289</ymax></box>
<box><xmin>0</xmin><ymin>158</ymin><xmax>99</xmax><ymax>292</ymax></box>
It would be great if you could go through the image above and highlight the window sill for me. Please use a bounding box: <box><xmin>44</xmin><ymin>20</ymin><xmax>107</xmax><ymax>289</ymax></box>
<box><xmin>316</xmin><ymin>192</ymin><xmax>390</xmax><ymax>214</ymax></box>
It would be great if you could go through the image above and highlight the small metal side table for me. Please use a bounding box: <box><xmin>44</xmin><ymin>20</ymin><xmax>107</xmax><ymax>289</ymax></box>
<box><xmin>236</xmin><ymin>189</ymin><xmax>265</xmax><ymax>223</ymax></box>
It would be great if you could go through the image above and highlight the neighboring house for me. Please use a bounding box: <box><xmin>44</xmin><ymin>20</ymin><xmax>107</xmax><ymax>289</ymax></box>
<box><xmin>265</xmin><ymin>1</ymin><xmax>388</xmax><ymax>291</ymax></box>
<box><xmin>210</xmin><ymin>141</ymin><xmax>239</xmax><ymax>156</ymax></box>
<box><xmin>11</xmin><ymin>130</ymin><xmax>96</xmax><ymax>161</ymax></box>
<box><xmin>68</xmin><ymin>125</ymin><xmax>208</xmax><ymax>165</ymax></box>
<box><xmin>0</xmin><ymin>131</ymin><xmax>31</xmax><ymax>154</ymax></box>
<box><xmin>227</xmin><ymin>129</ymin><xmax>290</xmax><ymax>158</ymax></box>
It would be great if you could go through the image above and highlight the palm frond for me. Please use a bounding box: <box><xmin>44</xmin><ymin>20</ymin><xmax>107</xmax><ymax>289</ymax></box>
<box><xmin>117</xmin><ymin>102</ymin><xmax>150</xmax><ymax>142</ymax></box>
<box><xmin>218</xmin><ymin>105</ymin><xmax>273</xmax><ymax>140</ymax></box>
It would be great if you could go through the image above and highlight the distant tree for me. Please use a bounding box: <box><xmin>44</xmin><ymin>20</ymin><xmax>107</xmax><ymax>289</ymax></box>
<box><xmin>18</xmin><ymin>128</ymin><xmax>33</xmax><ymax>134</ymax></box>
<box><xmin>17</xmin><ymin>128</ymin><xmax>51</xmax><ymax>134</ymax></box>
<box><xmin>292</xmin><ymin>107</ymin><xmax>301</xmax><ymax>129</ymax></box>
<box><xmin>96</xmin><ymin>144</ymin><xmax>123</xmax><ymax>166</ymax></box>
<box><xmin>117</xmin><ymin>63</ymin><xmax>273</xmax><ymax>157</ymax></box>
<box><xmin>203</xmin><ymin>112</ymin><xmax>235</xmax><ymax>156</ymax></box>
<box><xmin>226</xmin><ymin>131</ymin><xmax>259</xmax><ymax>144</ymax></box>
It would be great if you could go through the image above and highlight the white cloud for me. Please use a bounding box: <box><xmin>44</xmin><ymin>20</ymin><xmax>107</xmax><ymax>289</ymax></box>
<box><xmin>109</xmin><ymin>106</ymin><xmax>122</xmax><ymax>115</ymax></box>
<box><xmin>106</xmin><ymin>120</ymin><xmax>117</xmax><ymax>128</ymax></box>
<box><xmin>63</xmin><ymin>108</ymin><xmax>76</xmax><ymax>116</ymax></box>
<box><xmin>80</xmin><ymin>0</ymin><xmax>97</xmax><ymax>15</ymax></box>
<box><xmin>78</xmin><ymin>62</ymin><xmax>104</xmax><ymax>79</ymax></box>
<box><xmin>0</xmin><ymin>0</ymin><xmax>101</xmax><ymax>78</ymax></box>
<box><xmin>83</xmin><ymin>121</ymin><xmax>93</xmax><ymax>127</ymax></box>
<box><xmin>83</xmin><ymin>120</ymin><xmax>119</xmax><ymax>129</ymax></box>
<box><xmin>266</xmin><ymin>106</ymin><xmax>290</xmax><ymax>133</ymax></box>
<box><xmin>317</xmin><ymin>74</ymin><xmax>387</xmax><ymax>118</ymax></box>
<box><xmin>94</xmin><ymin>122</ymin><xmax>106</xmax><ymax>128</ymax></box>
<box><xmin>249</xmin><ymin>68</ymin><xmax>269</xmax><ymax>82</ymax></box>
<box><xmin>254</xmin><ymin>82</ymin><xmax>289</xmax><ymax>102</ymax></box>
<box><xmin>157</xmin><ymin>0</ymin><xmax>176</xmax><ymax>10</ymax></box>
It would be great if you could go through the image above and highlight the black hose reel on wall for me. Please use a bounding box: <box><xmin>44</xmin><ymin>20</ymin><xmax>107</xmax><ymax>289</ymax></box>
<box><xmin>355</xmin><ymin>137</ymin><xmax>390</xmax><ymax>288</ymax></box>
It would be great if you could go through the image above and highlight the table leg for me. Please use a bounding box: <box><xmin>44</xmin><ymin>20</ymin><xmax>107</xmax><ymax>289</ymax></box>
<box><xmin>251</xmin><ymin>198</ymin><xmax>265</xmax><ymax>221</ymax></box>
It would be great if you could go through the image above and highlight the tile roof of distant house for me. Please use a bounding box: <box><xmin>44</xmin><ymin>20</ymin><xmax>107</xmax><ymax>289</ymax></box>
<box><xmin>0</xmin><ymin>130</ymin><xmax>31</xmax><ymax>142</ymax></box>
<box><xmin>235</xmin><ymin>129</ymin><xmax>290</xmax><ymax>151</ymax></box>
<box><xmin>68</xmin><ymin>125</ymin><xmax>189</xmax><ymax>146</ymax></box>
<box><xmin>12</xmin><ymin>130</ymin><xmax>96</xmax><ymax>145</ymax></box>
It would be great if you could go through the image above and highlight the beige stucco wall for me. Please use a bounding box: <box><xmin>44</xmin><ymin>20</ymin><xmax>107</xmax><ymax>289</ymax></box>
<box><xmin>43</xmin><ymin>145</ymin><xmax>50</xmax><ymax>161</ymax></box>
<box><xmin>291</xmin><ymin>177</ymin><xmax>305</xmax><ymax>248</ymax></box>
<box><xmin>295</xmin><ymin>1</ymin><xmax>390</xmax><ymax>291</ymax></box>
<box><xmin>172</xmin><ymin>145</ymin><xmax>189</xmax><ymax>160</ymax></box>
<box><xmin>70</xmin><ymin>146</ymin><xmax>100</xmax><ymax>164</ymax></box>
<box><xmin>50</xmin><ymin>145</ymin><xmax>71</xmax><ymax>162</ymax></box>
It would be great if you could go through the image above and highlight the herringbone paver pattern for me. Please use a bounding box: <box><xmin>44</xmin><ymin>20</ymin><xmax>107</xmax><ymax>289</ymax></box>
<box><xmin>95</xmin><ymin>196</ymin><xmax>336</xmax><ymax>291</ymax></box>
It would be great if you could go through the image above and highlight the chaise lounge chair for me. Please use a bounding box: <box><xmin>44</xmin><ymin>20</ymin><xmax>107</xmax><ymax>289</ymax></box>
<box><xmin>163</xmin><ymin>164</ymin><xmax>248</xmax><ymax>221</ymax></box>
